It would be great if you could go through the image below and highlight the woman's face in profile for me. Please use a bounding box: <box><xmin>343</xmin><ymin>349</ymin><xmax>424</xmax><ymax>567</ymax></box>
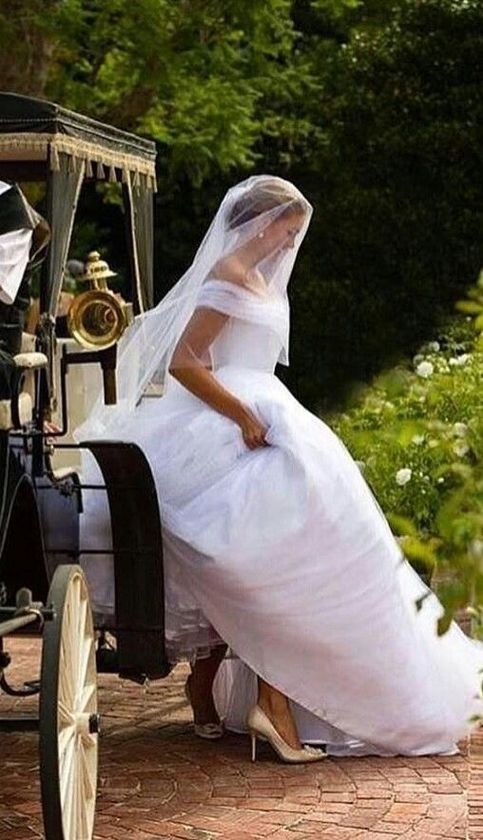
<box><xmin>260</xmin><ymin>209</ymin><xmax>306</xmax><ymax>256</ymax></box>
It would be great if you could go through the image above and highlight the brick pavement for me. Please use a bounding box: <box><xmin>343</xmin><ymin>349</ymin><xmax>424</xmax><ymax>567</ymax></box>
<box><xmin>0</xmin><ymin>637</ymin><xmax>478</xmax><ymax>840</ymax></box>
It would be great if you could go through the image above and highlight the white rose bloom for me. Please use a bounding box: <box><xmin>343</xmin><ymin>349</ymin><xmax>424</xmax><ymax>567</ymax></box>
<box><xmin>449</xmin><ymin>354</ymin><xmax>469</xmax><ymax>366</ymax></box>
<box><xmin>411</xmin><ymin>434</ymin><xmax>425</xmax><ymax>445</ymax></box>
<box><xmin>437</xmin><ymin>477</ymin><xmax>445</xmax><ymax>483</ymax></box>
<box><xmin>428</xmin><ymin>341</ymin><xmax>440</xmax><ymax>352</ymax></box>
<box><xmin>413</xmin><ymin>354</ymin><xmax>425</xmax><ymax>366</ymax></box>
<box><xmin>396</xmin><ymin>468</ymin><xmax>412</xmax><ymax>486</ymax></box>
<box><xmin>416</xmin><ymin>361</ymin><xmax>433</xmax><ymax>378</ymax></box>
<box><xmin>468</xmin><ymin>539</ymin><xmax>483</xmax><ymax>560</ymax></box>
<box><xmin>453</xmin><ymin>440</ymin><xmax>469</xmax><ymax>458</ymax></box>
<box><xmin>428</xmin><ymin>439</ymin><xmax>439</xmax><ymax>448</ymax></box>
<box><xmin>452</xmin><ymin>422</ymin><xmax>468</xmax><ymax>437</ymax></box>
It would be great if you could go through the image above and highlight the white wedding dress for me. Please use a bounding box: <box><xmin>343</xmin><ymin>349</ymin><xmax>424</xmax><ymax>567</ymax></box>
<box><xmin>80</xmin><ymin>276</ymin><xmax>483</xmax><ymax>758</ymax></box>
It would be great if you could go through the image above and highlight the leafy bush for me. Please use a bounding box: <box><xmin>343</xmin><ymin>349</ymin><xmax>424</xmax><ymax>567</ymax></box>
<box><xmin>325</xmin><ymin>271</ymin><xmax>483</xmax><ymax>635</ymax></box>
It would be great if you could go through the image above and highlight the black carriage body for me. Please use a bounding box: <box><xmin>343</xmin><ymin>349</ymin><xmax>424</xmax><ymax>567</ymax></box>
<box><xmin>82</xmin><ymin>441</ymin><xmax>170</xmax><ymax>681</ymax></box>
<box><xmin>0</xmin><ymin>92</ymin><xmax>166</xmax><ymax>840</ymax></box>
<box><xmin>0</xmin><ymin>429</ymin><xmax>79</xmax><ymax>610</ymax></box>
<box><xmin>0</xmin><ymin>93</ymin><xmax>170</xmax><ymax>682</ymax></box>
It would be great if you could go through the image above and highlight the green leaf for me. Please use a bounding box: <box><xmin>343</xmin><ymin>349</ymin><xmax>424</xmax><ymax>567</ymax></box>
<box><xmin>454</xmin><ymin>300</ymin><xmax>483</xmax><ymax>315</ymax></box>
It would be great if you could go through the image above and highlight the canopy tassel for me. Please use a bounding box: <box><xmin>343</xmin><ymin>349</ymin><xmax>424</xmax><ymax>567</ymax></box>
<box><xmin>49</xmin><ymin>143</ymin><xmax>60</xmax><ymax>171</ymax></box>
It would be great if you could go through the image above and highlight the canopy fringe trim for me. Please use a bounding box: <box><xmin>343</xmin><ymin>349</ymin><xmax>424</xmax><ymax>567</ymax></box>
<box><xmin>0</xmin><ymin>133</ymin><xmax>157</xmax><ymax>191</ymax></box>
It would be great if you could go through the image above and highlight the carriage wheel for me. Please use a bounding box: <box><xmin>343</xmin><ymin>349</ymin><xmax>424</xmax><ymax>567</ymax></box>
<box><xmin>39</xmin><ymin>565</ymin><xmax>99</xmax><ymax>840</ymax></box>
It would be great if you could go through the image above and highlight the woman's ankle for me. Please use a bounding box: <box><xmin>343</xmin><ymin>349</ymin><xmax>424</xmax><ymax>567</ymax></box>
<box><xmin>258</xmin><ymin>682</ymin><xmax>290</xmax><ymax>714</ymax></box>
<box><xmin>258</xmin><ymin>693</ymin><xmax>288</xmax><ymax>714</ymax></box>
<box><xmin>257</xmin><ymin>681</ymin><xmax>301</xmax><ymax>749</ymax></box>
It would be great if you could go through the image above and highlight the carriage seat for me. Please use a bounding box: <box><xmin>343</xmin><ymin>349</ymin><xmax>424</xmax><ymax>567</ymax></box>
<box><xmin>13</xmin><ymin>351</ymin><xmax>48</xmax><ymax>369</ymax></box>
<box><xmin>0</xmin><ymin>334</ymin><xmax>47</xmax><ymax>431</ymax></box>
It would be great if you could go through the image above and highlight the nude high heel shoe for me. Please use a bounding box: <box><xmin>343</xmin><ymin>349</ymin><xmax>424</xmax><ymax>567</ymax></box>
<box><xmin>247</xmin><ymin>705</ymin><xmax>327</xmax><ymax>763</ymax></box>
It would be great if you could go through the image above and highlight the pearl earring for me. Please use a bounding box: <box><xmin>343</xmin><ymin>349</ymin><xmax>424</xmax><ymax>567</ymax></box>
<box><xmin>258</xmin><ymin>232</ymin><xmax>265</xmax><ymax>239</ymax></box>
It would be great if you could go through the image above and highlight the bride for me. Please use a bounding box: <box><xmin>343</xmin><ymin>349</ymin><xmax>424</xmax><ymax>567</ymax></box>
<box><xmin>77</xmin><ymin>174</ymin><xmax>483</xmax><ymax>763</ymax></box>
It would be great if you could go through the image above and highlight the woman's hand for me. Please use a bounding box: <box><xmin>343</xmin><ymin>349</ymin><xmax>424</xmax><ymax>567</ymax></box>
<box><xmin>235</xmin><ymin>404</ymin><xmax>270</xmax><ymax>450</ymax></box>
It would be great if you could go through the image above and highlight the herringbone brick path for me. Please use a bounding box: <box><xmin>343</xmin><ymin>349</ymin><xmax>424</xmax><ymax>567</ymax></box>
<box><xmin>0</xmin><ymin>637</ymin><xmax>478</xmax><ymax>839</ymax></box>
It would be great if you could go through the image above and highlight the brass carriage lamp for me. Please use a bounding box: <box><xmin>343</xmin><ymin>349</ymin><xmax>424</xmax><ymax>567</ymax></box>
<box><xmin>67</xmin><ymin>251</ymin><xmax>133</xmax><ymax>351</ymax></box>
<box><xmin>67</xmin><ymin>251</ymin><xmax>134</xmax><ymax>405</ymax></box>
<box><xmin>68</xmin><ymin>251</ymin><xmax>134</xmax><ymax>350</ymax></box>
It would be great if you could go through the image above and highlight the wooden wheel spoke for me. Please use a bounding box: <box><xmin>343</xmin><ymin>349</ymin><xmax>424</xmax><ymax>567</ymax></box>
<box><xmin>62</xmin><ymin>600</ymin><xmax>78</xmax><ymax>680</ymax></box>
<box><xmin>64</xmin><ymin>598</ymin><xmax>74</xmax><ymax>653</ymax></box>
<box><xmin>80</xmin><ymin>732</ymin><xmax>97</xmax><ymax>757</ymax></box>
<box><xmin>73</xmin><ymin>761</ymin><xmax>81</xmax><ymax>840</ymax></box>
<box><xmin>58</xmin><ymin>698</ymin><xmax>73</xmax><ymax>728</ymax></box>
<box><xmin>59</xmin><ymin>644</ymin><xmax>75</xmax><ymax>708</ymax></box>
<box><xmin>78</xmin><ymin>636</ymin><xmax>94</xmax><ymax>703</ymax></box>
<box><xmin>41</xmin><ymin>567</ymin><xmax>98</xmax><ymax>840</ymax></box>
<box><xmin>79</xmin><ymin>681</ymin><xmax>96</xmax><ymax>714</ymax></box>
<box><xmin>58</xmin><ymin>724</ymin><xmax>75</xmax><ymax>761</ymax></box>
<box><xmin>79</xmin><ymin>743</ymin><xmax>96</xmax><ymax>804</ymax></box>
<box><xmin>66</xmin><ymin>746</ymin><xmax>79</xmax><ymax>840</ymax></box>
<box><xmin>60</xmin><ymin>734</ymin><xmax>77</xmax><ymax>810</ymax></box>
<box><xmin>77</xmin><ymin>596</ymin><xmax>88</xmax><ymax>648</ymax></box>
<box><xmin>66</xmin><ymin>597</ymin><xmax>81</xmax><ymax>692</ymax></box>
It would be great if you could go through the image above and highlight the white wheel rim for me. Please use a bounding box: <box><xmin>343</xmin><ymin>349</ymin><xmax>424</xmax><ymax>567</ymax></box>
<box><xmin>57</xmin><ymin>572</ymin><xmax>98</xmax><ymax>840</ymax></box>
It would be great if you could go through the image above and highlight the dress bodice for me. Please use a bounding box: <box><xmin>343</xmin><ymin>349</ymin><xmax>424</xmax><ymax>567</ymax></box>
<box><xmin>209</xmin><ymin>317</ymin><xmax>283</xmax><ymax>374</ymax></box>
<box><xmin>197</xmin><ymin>276</ymin><xmax>287</xmax><ymax>374</ymax></box>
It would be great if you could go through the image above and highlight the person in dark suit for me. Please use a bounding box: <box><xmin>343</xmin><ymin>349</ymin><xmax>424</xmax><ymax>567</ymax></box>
<box><xmin>0</xmin><ymin>180</ymin><xmax>50</xmax><ymax>400</ymax></box>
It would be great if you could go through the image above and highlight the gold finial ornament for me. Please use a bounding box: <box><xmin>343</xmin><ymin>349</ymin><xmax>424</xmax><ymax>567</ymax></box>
<box><xmin>67</xmin><ymin>250</ymin><xmax>133</xmax><ymax>349</ymax></box>
<box><xmin>81</xmin><ymin>251</ymin><xmax>117</xmax><ymax>287</ymax></box>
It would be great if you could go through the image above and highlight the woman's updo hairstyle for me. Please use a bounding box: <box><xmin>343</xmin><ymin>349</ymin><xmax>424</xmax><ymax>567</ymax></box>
<box><xmin>227</xmin><ymin>179</ymin><xmax>307</xmax><ymax>231</ymax></box>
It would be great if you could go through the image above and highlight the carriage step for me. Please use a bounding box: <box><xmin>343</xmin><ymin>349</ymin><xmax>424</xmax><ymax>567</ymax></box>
<box><xmin>0</xmin><ymin>715</ymin><xmax>39</xmax><ymax>731</ymax></box>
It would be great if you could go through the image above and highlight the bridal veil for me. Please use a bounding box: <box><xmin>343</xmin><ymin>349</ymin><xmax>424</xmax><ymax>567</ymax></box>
<box><xmin>74</xmin><ymin>175</ymin><xmax>313</xmax><ymax>442</ymax></box>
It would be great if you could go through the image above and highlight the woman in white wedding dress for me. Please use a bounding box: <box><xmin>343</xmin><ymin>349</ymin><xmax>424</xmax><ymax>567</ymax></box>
<box><xmin>77</xmin><ymin>175</ymin><xmax>483</xmax><ymax>762</ymax></box>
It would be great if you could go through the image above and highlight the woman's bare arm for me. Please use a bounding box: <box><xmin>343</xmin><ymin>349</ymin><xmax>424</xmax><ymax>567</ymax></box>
<box><xmin>168</xmin><ymin>307</ymin><xmax>269</xmax><ymax>448</ymax></box>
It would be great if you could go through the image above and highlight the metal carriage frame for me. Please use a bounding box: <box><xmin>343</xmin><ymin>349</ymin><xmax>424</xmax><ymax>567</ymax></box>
<box><xmin>0</xmin><ymin>92</ymin><xmax>171</xmax><ymax>840</ymax></box>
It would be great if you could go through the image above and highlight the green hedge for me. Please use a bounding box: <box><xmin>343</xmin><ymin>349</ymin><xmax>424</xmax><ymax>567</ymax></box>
<box><xmin>325</xmin><ymin>272</ymin><xmax>483</xmax><ymax>635</ymax></box>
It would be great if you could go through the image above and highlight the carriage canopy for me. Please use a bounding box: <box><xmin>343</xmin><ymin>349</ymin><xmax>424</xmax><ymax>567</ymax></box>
<box><xmin>0</xmin><ymin>92</ymin><xmax>157</xmax><ymax>315</ymax></box>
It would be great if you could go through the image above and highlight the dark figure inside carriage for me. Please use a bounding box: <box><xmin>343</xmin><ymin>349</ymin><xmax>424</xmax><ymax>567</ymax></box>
<box><xmin>0</xmin><ymin>181</ymin><xmax>50</xmax><ymax>401</ymax></box>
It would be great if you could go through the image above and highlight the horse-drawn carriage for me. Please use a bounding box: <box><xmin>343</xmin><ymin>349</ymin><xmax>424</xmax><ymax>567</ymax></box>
<box><xmin>0</xmin><ymin>93</ymin><xmax>170</xmax><ymax>840</ymax></box>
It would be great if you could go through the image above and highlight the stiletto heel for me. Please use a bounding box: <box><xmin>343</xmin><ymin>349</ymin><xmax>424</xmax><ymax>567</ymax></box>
<box><xmin>246</xmin><ymin>705</ymin><xmax>327</xmax><ymax>764</ymax></box>
<box><xmin>250</xmin><ymin>731</ymin><xmax>257</xmax><ymax>762</ymax></box>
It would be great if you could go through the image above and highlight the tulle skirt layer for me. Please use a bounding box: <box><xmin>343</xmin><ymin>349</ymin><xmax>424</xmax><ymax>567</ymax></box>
<box><xmin>80</xmin><ymin>366</ymin><xmax>483</xmax><ymax>755</ymax></box>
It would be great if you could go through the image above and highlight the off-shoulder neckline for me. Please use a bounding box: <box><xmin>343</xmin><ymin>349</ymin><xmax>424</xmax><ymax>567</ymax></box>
<box><xmin>205</xmin><ymin>270</ymin><xmax>269</xmax><ymax>296</ymax></box>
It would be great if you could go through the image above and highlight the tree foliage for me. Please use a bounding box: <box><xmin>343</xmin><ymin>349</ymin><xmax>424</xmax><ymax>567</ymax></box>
<box><xmin>1</xmin><ymin>0</ymin><xmax>482</xmax><ymax>412</ymax></box>
<box><xmin>290</xmin><ymin>0</ymin><xmax>483</xmax><ymax>409</ymax></box>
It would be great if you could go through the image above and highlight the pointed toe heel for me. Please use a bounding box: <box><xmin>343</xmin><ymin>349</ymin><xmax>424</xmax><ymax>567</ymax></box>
<box><xmin>246</xmin><ymin>705</ymin><xmax>327</xmax><ymax>764</ymax></box>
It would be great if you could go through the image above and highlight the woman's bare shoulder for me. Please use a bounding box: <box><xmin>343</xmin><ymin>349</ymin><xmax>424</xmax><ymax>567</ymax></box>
<box><xmin>210</xmin><ymin>257</ymin><xmax>247</xmax><ymax>286</ymax></box>
<box><xmin>209</xmin><ymin>259</ymin><xmax>267</xmax><ymax>295</ymax></box>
